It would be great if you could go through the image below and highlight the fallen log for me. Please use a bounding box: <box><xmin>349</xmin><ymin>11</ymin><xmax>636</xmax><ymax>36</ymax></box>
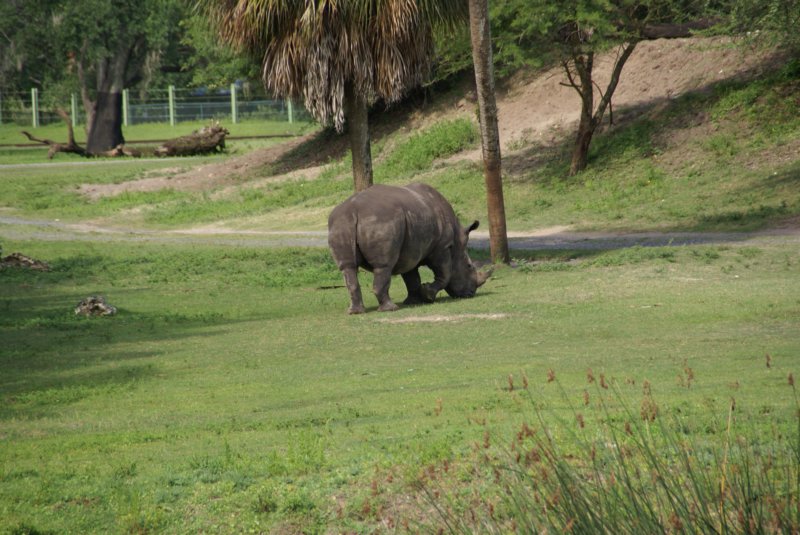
<box><xmin>101</xmin><ymin>144</ymin><xmax>142</xmax><ymax>158</ymax></box>
<box><xmin>21</xmin><ymin>109</ymin><xmax>87</xmax><ymax>159</ymax></box>
<box><xmin>153</xmin><ymin>123</ymin><xmax>229</xmax><ymax>157</ymax></box>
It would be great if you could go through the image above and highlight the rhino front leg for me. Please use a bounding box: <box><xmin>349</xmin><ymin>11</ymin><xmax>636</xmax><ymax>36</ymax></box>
<box><xmin>401</xmin><ymin>268</ymin><xmax>424</xmax><ymax>305</ymax></box>
<box><xmin>373</xmin><ymin>267</ymin><xmax>399</xmax><ymax>312</ymax></box>
<box><xmin>342</xmin><ymin>267</ymin><xmax>366</xmax><ymax>314</ymax></box>
<box><xmin>420</xmin><ymin>260</ymin><xmax>451</xmax><ymax>303</ymax></box>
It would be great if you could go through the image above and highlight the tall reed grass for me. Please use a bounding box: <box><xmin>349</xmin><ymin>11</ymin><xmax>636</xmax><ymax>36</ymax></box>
<box><xmin>420</xmin><ymin>368</ymin><xmax>799</xmax><ymax>534</ymax></box>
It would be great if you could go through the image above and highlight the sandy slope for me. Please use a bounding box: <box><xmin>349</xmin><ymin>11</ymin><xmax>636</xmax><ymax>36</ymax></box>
<box><xmin>496</xmin><ymin>37</ymin><xmax>775</xmax><ymax>149</ymax></box>
<box><xmin>77</xmin><ymin>37</ymin><xmax>778</xmax><ymax>201</ymax></box>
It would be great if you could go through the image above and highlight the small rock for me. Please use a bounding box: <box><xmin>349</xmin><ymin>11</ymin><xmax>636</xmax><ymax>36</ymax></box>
<box><xmin>75</xmin><ymin>296</ymin><xmax>117</xmax><ymax>317</ymax></box>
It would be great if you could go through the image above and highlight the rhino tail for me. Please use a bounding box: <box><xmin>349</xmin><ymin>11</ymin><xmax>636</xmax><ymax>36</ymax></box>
<box><xmin>349</xmin><ymin>213</ymin><xmax>359</xmax><ymax>267</ymax></box>
<box><xmin>329</xmin><ymin>209</ymin><xmax>360</xmax><ymax>269</ymax></box>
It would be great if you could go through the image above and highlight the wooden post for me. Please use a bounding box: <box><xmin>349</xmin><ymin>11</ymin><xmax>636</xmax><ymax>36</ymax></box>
<box><xmin>230</xmin><ymin>84</ymin><xmax>238</xmax><ymax>124</ymax></box>
<box><xmin>70</xmin><ymin>93</ymin><xmax>78</xmax><ymax>128</ymax></box>
<box><xmin>168</xmin><ymin>85</ymin><xmax>176</xmax><ymax>126</ymax></box>
<box><xmin>31</xmin><ymin>88</ymin><xmax>40</xmax><ymax>128</ymax></box>
<box><xmin>122</xmin><ymin>89</ymin><xmax>129</xmax><ymax>127</ymax></box>
<box><xmin>287</xmin><ymin>99</ymin><xmax>294</xmax><ymax>124</ymax></box>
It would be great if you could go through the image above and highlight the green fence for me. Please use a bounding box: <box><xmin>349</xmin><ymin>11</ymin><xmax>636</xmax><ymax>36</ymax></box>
<box><xmin>0</xmin><ymin>83</ymin><xmax>311</xmax><ymax>127</ymax></box>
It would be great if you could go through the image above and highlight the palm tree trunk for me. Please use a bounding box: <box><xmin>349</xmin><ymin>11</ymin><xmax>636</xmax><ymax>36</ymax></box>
<box><xmin>468</xmin><ymin>0</ymin><xmax>509</xmax><ymax>265</ymax></box>
<box><xmin>343</xmin><ymin>81</ymin><xmax>373</xmax><ymax>192</ymax></box>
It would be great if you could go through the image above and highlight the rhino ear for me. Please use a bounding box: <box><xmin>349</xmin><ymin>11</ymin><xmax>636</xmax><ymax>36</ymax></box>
<box><xmin>467</xmin><ymin>220</ymin><xmax>479</xmax><ymax>234</ymax></box>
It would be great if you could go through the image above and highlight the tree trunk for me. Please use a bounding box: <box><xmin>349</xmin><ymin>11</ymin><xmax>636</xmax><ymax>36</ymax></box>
<box><xmin>570</xmin><ymin>115</ymin><xmax>595</xmax><ymax>176</ymax></box>
<box><xmin>85</xmin><ymin>91</ymin><xmax>125</xmax><ymax>154</ymax></box>
<box><xmin>343</xmin><ymin>82</ymin><xmax>373</xmax><ymax>193</ymax></box>
<box><xmin>565</xmin><ymin>43</ymin><xmax>636</xmax><ymax>176</ymax></box>
<box><xmin>468</xmin><ymin>0</ymin><xmax>509</xmax><ymax>264</ymax></box>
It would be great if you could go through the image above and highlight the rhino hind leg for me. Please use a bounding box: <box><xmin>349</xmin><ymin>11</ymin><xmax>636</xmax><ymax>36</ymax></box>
<box><xmin>401</xmin><ymin>269</ymin><xmax>425</xmax><ymax>305</ymax></box>
<box><xmin>342</xmin><ymin>267</ymin><xmax>366</xmax><ymax>314</ymax></box>
<box><xmin>373</xmin><ymin>267</ymin><xmax>399</xmax><ymax>312</ymax></box>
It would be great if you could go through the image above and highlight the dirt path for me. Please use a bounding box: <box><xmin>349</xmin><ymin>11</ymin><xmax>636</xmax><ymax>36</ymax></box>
<box><xmin>3</xmin><ymin>214</ymin><xmax>798</xmax><ymax>251</ymax></box>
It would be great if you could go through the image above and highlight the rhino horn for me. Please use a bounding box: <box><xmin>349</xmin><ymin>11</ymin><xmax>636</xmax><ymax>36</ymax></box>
<box><xmin>477</xmin><ymin>267</ymin><xmax>493</xmax><ymax>287</ymax></box>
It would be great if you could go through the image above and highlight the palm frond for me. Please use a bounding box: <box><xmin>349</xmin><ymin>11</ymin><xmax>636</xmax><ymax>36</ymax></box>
<box><xmin>196</xmin><ymin>0</ymin><xmax>468</xmax><ymax>130</ymax></box>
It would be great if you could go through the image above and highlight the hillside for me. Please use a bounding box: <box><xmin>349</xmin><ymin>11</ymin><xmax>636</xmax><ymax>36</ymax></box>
<box><xmin>11</xmin><ymin>36</ymin><xmax>800</xmax><ymax>238</ymax></box>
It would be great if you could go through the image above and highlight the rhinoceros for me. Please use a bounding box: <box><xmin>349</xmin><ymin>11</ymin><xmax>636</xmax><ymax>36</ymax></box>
<box><xmin>327</xmin><ymin>183</ymin><xmax>490</xmax><ymax>314</ymax></box>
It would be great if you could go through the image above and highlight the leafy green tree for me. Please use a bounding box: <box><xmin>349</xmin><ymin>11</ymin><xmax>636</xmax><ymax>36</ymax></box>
<box><xmin>0</xmin><ymin>0</ymin><xmax>62</xmax><ymax>91</ymax></box>
<box><xmin>178</xmin><ymin>13</ymin><xmax>259</xmax><ymax>90</ymax></box>
<box><xmin>201</xmin><ymin>0</ymin><xmax>467</xmax><ymax>192</ymax></box>
<box><xmin>728</xmin><ymin>0</ymin><xmax>800</xmax><ymax>52</ymax></box>
<box><xmin>59</xmin><ymin>0</ymin><xmax>185</xmax><ymax>153</ymax></box>
<box><xmin>497</xmin><ymin>1</ymin><xmax>718</xmax><ymax>175</ymax></box>
<box><xmin>436</xmin><ymin>1</ymin><xmax>718</xmax><ymax>176</ymax></box>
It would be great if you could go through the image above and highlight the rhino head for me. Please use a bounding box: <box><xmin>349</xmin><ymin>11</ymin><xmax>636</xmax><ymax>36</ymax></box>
<box><xmin>445</xmin><ymin>220</ymin><xmax>491</xmax><ymax>298</ymax></box>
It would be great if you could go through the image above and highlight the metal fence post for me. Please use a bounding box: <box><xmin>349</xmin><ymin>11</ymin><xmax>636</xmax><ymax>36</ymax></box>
<box><xmin>71</xmin><ymin>93</ymin><xmax>78</xmax><ymax>127</ymax></box>
<box><xmin>230</xmin><ymin>83</ymin><xmax>238</xmax><ymax>124</ymax></box>
<box><xmin>287</xmin><ymin>99</ymin><xmax>294</xmax><ymax>124</ymax></box>
<box><xmin>122</xmin><ymin>89</ymin><xmax>129</xmax><ymax>127</ymax></box>
<box><xmin>168</xmin><ymin>85</ymin><xmax>176</xmax><ymax>126</ymax></box>
<box><xmin>31</xmin><ymin>88</ymin><xmax>40</xmax><ymax>128</ymax></box>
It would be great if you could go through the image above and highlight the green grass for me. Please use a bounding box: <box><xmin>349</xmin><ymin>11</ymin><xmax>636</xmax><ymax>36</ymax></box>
<box><xmin>375</xmin><ymin>118</ymin><xmax>478</xmax><ymax>180</ymax></box>
<box><xmin>1</xmin><ymin>238</ymin><xmax>798</xmax><ymax>533</ymax></box>
<box><xmin>1</xmin><ymin>60</ymin><xmax>798</xmax><ymax>534</ymax></box>
<box><xmin>0</xmin><ymin>118</ymin><xmax>317</xmax><ymax>166</ymax></box>
<box><xmin>0</xmin><ymin>118</ymin><xmax>315</xmax><ymax>146</ymax></box>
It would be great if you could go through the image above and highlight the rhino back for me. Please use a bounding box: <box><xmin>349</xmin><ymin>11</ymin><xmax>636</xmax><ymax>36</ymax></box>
<box><xmin>328</xmin><ymin>184</ymin><xmax>453</xmax><ymax>274</ymax></box>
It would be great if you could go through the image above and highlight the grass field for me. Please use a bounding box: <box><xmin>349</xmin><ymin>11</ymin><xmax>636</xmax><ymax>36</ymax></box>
<box><xmin>1</xmin><ymin>238</ymin><xmax>798</xmax><ymax>533</ymax></box>
<box><xmin>1</xmin><ymin>64</ymin><xmax>799</xmax><ymax>533</ymax></box>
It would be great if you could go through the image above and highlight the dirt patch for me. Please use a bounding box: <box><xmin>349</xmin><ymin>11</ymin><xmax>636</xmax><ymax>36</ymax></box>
<box><xmin>77</xmin><ymin>134</ymin><xmax>329</xmax><ymax>200</ymax></box>
<box><xmin>524</xmin><ymin>38</ymin><xmax>776</xmax><ymax>144</ymax></box>
<box><xmin>377</xmin><ymin>313</ymin><xmax>509</xmax><ymax>324</ymax></box>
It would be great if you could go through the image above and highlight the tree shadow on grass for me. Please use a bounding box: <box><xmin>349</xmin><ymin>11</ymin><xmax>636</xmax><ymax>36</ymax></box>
<box><xmin>0</xmin><ymin>359</ymin><xmax>159</xmax><ymax>420</ymax></box>
<box><xmin>0</xmin><ymin>286</ymin><xmax>256</xmax><ymax>421</ymax></box>
<box><xmin>670</xmin><ymin>162</ymin><xmax>800</xmax><ymax>232</ymax></box>
<box><xmin>267</xmin><ymin>78</ymin><xmax>471</xmax><ymax>175</ymax></box>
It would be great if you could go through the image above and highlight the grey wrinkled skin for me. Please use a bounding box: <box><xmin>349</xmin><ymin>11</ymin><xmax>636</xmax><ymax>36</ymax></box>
<box><xmin>328</xmin><ymin>183</ymin><xmax>489</xmax><ymax>314</ymax></box>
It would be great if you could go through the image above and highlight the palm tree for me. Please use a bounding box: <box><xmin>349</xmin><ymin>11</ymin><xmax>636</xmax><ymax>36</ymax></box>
<box><xmin>201</xmin><ymin>0</ymin><xmax>466</xmax><ymax>192</ymax></box>
<box><xmin>468</xmin><ymin>0</ymin><xmax>509</xmax><ymax>264</ymax></box>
